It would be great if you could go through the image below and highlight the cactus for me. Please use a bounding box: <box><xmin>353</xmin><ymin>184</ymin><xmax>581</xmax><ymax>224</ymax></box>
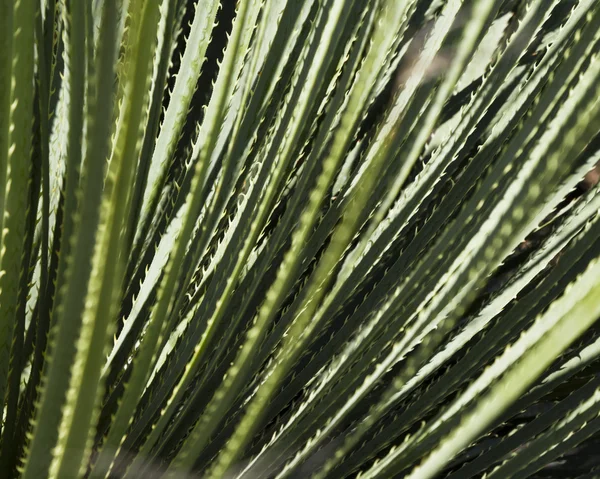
<box><xmin>1</xmin><ymin>0</ymin><xmax>600</xmax><ymax>478</ymax></box>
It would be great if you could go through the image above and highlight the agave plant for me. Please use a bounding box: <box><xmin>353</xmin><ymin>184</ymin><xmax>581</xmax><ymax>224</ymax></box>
<box><xmin>1</xmin><ymin>0</ymin><xmax>600</xmax><ymax>477</ymax></box>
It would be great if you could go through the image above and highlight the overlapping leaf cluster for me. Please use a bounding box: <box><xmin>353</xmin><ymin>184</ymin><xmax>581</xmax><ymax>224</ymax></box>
<box><xmin>1</xmin><ymin>0</ymin><xmax>600</xmax><ymax>477</ymax></box>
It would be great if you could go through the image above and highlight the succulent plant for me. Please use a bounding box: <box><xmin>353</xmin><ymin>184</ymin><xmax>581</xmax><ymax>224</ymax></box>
<box><xmin>1</xmin><ymin>0</ymin><xmax>600</xmax><ymax>478</ymax></box>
